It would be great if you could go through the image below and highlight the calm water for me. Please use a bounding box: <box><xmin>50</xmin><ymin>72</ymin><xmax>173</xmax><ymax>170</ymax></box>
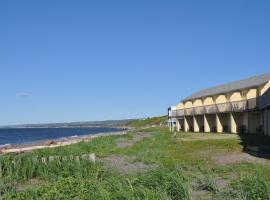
<box><xmin>0</xmin><ymin>127</ymin><xmax>123</xmax><ymax>146</ymax></box>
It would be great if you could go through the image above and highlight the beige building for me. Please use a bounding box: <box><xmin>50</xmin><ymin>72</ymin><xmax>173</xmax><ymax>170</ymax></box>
<box><xmin>169</xmin><ymin>73</ymin><xmax>270</xmax><ymax>135</ymax></box>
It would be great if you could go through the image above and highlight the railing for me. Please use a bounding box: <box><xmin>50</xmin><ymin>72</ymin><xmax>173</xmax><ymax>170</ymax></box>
<box><xmin>185</xmin><ymin>108</ymin><xmax>194</xmax><ymax>116</ymax></box>
<box><xmin>217</xmin><ymin>102</ymin><xmax>231</xmax><ymax>113</ymax></box>
<box><xmin>176</xmin><ymin>109</ymin><xmax>185</xmax><ymax>116</ymax></box>
<box><xmin>194</xmin><ymin>106</ymin><xmax>205</xmax><ymax>115</ymax></box>
<box><xmin>169</xmin><ymin>97</ymin><xmax>263</xmax><ymax>118</ymax></box>
<box><xmin>205</xmin><ymin>105</ymin><xmax>217</xmax><ymax>114</ymax></box>
<box><xmin>168</xmin><ymin>110</ymin><xmax>177</xmax><ymax>117</ymax></box>
<box><xmin>231</xmin><ymin>100</ymin><xmax>247</xmax><ymax>111</ymax></box>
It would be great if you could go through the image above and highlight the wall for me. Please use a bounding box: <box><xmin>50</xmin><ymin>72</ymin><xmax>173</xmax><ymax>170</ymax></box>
<box><xmin>203</xmin><ymin>97</ymin><xmax>214</xmax><ymax>105</ymax></box>
<box><xmin>176</xmin><ymin>103</ymin><xmax>184</xmax><ymax>110</ymax></box>
<box><xmin>215</xmin><ymin>95</ymin><xmax>227</xmax><ymax>104</ymax></box>
<box><xmin>229</xmin><ymin>92</ymin><xmax>242</xmax><ymax>102</ymax></box>
<box><xmin>193</xmin><ymin>99</ymin><xmax>203</xmax><ymax>107</ymax></box>
<box><xmin>184</xmin><ymin>101</ymin><xmax>193</xmax><ymax>108</ymax></box>
<box><xmin>246</xmin><ymin>89</ymin><xmax>257</xmax><ymax>99</ymax></box>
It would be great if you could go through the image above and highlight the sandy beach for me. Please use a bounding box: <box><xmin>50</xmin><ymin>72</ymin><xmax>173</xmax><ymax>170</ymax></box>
<box><xmin>0</xmin><ymin>130</ymin><xmax>128</xmax><ymax>155</ymax></box>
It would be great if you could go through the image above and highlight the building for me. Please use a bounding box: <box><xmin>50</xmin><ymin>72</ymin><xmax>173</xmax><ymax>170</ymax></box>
<box><xmin>168</xmin><ymin>106</ymin><xmax>177</xmax><ymax>131</ymax></box>
<box><xmin>168</xmin><ymin>73</ymin><xmax>270</xmax><ymax>135</ymax></box>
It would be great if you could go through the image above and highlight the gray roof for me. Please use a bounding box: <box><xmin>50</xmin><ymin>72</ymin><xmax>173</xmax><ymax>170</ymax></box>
<box><xmin>183</xmin><ymin>73</ymin><xmax>270</xmax><ymax>101</ymax></box>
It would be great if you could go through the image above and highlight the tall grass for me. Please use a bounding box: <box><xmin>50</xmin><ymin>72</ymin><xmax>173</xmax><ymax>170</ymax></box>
<box><xmin>0</xmin><ymin>153</ymin><xmax>191</xmax><ymax>200</ymax></box>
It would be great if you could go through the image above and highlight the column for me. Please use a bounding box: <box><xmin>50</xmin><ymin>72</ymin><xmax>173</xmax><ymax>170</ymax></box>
<box><xmin>204</xmin><ymin>115</ymin><xmax>210</xmax><ymax>133</ymax></box>
<box><xmin>184</xmin><ymin>117</ymin><xmax>189</xmax><ymax>132</ymax></box>
<box><xmin>216</xmin><ymin>114</ymin><xmax>223</xmax><ymax>133</ymax></box>
<box><xmin>176</xmin><ymin>119</ymin><xmax>181</xmax><ymax>132</ymax></box>
<box><xmin>193</xmin><ymin>116</ymin><xmax>199</xmax><ymax>132</ymax></box>
<box><xmin>229</xmin><ymin>113</ymin><xmax>237</xmax><ymax>133</ymax></box>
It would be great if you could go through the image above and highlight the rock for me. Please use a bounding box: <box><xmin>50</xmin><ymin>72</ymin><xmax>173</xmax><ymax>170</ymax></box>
<box><xmin>45</xmin><ymin>140</ymin><xmax>57</xmax><ymax>145</ymax></box>
<box><xmin>88</xmin><ymin>153</ymin><xmax>96</xmax><ymax>163</ymax></box>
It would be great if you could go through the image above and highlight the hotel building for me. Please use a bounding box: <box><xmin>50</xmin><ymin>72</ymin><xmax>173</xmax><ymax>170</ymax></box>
<box><xmin>168</xmin><ymin>73</ymin><xmax>270</xmax><ymax>135</ymax></box>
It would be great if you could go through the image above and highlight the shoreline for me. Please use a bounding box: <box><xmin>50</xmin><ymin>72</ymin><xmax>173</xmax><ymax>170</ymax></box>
<box><xmin>0</xmin><ymin>130</ymin><xmax>129</xmax><ymax>155</ymax></box>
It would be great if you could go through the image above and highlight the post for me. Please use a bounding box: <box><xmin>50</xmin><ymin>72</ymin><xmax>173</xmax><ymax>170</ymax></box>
<box><xmin>193</xmin><ymin>116</ymin><xmax>199</xmax><ymax>132</ymax></box>
<box><xmin>176</xmin><ymin>119</ymin><xmax>181</xmax><ymax>132</ymax></box>
<box><xmin>216</xmin><ymin>114</ymin><xmax>223</xmax><ymax>133</ymax></box>
<box><xmin>229</xmin><ymin>113</ymin><xmax>237</xmax><ymax>133</ymax></box>
<box><xmin>184</xmin><ymin>116</ymin><xmax>189</xmax><ymax>132</ymax></box>
<box><xmin>204</xmin><ymin>115</ymin><xmax>210</xmax><ymax>133</ymax></box>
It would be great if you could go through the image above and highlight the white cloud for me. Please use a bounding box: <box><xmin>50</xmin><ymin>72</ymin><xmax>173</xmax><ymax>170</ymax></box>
<box><xmin>16</xmin><ymin>92</ymin><xmax>32</xmax><ymax>97</ymax></box>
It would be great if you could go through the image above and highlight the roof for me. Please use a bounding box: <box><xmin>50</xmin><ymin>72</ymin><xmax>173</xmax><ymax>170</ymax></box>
<box><xmin>183</xmin><ymin>73</ymin><xmax>270</xmax><ymax>101</ymax></box>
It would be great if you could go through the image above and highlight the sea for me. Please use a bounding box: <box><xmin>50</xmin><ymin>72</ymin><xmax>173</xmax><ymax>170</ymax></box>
<box><xmin>0</xmin><ymin>127</ymin><xmax>123</xmax><ymax>146</ymax></box>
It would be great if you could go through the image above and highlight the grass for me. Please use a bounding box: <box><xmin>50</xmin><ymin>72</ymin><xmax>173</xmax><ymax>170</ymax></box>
<box><xmin>0</xmin><ymin>127</ymin><xmax>270</xmax><ymax>199</ymax></box>
<box><xmin>125</xmin><ymin>116</ymin><xmax>167</xmax><ymax>128</ymax></box>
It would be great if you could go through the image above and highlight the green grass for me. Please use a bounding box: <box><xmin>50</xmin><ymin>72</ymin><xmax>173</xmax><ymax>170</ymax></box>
<box><xmin>1</xmin><ymin>127</ymin><xmax>270</xmax><ymax>199</ymax></box>
<box><xmin>125</xmin><ymin>116</ymin><xmax>167</xmax><ymax>128</ymax></box>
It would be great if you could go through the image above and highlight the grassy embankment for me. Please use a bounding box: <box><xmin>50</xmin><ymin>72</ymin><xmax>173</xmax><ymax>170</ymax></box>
<box><xmin>125</xmin><ymin>116</ymin><xmax>167</xmax><ymax>128</ymax></box>
<box><xmin>1</xmin><ymin>118</ymin><xmax>270</xmax><ymax>199</ymax></box>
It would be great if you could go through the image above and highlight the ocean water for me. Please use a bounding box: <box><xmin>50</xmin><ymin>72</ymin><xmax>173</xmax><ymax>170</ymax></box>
<box><xmin>0</xmin><ymin>127</ymin><xmax>123</xmax><ymax>146</ymax></box>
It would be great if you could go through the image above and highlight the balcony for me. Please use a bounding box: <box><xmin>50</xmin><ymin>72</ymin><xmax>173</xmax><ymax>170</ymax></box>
<box><xmin>205</xmin><ymin>105</ymin><xmax>217</xmax><ymax>114</ymax></box>
<box><xmin>168</xmin><ymin>110</ymin><xmax>177</xmax><ymax>118</ymax></box>
<box><xmin>170</xmin><ymin>97</ymin><xmax>260</xmax><ymax>118</ymax></box>
<box><xmin>194</xmin><ymin>106</ymin><xmax>205</xmax><ymax>115</ymax></box>
<box><xmin>185</xmin><ymin>108</ymin><xmax>194</xmax><ymax>116</ymax></box>
<box><xmin>231</xmin><ymin>100</ymin><xmax>247</xmax><ymax>111</ymax></box>
<box><xmin>217</xmin><ymin>103</ymin><xmax>231</xmax><ymax>113</ymax></box>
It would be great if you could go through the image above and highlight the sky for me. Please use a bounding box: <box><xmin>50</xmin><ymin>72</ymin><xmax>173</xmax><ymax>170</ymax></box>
<box><xmin>0</xmin><ymin>1</ymin><xmax>270</xmax><ymax>125</ymax></box>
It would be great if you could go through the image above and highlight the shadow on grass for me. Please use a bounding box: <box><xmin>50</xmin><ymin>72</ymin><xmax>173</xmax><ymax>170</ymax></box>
<box><xmin>239</xmin><ymin>133</ymin><xmax>270</xmax><ymax>159</ymax></box>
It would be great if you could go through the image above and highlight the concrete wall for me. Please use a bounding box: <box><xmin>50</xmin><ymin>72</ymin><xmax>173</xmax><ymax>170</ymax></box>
<box><xmin>229</xmin><ymin>92</ymin><xmax>242</xmax><ymax>102</ymax></box>
<box><xmin>203</xmin><ymin>97</ymin><xmax>214</xmax><ymax>106</ymax></box>
<box><xmin>193</xmin><ymin>99</ymin><xmax>203</xmax><ymax>107</ymax></box>
<box><xmin>176</xmin><ymin>103</ymin><xmax>184</xmax><ymax>110</ymax></box>
<box><xmin>184</xmin><ymin>101</ymin><xmax>193</xmax><ymax>108</ymax></box>
<box><xmin>215</xmin><ymin>95</ymin><xmax>227</xmax><ymax>104</ymax></box>
<box><xmin>246</xmin><ymin>88</ymin><xmax>257</xmax><ymax>99</ymax></box>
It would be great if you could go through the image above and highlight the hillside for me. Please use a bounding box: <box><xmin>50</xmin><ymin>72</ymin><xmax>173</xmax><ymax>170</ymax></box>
<box><xmin>125</xmin><ymin>116</ymin><xmax>167</xmax><ymax>128</ymax></box>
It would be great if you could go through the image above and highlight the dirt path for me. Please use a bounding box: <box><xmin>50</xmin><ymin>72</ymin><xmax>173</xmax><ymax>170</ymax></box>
<box><xmin>100</xmin><ymin>132</ymin><xmax>158</xmax><ymax>174</ymax></box>
<box><xmin>115</xmin><ymin>132</ymin><xmax>153</xmax><ymax>149</ymax></box>
<box><xmin>212</xmin><ymin>152</ymin><xmax>270</xmax><ymax>165</ymax></box>
<box><xmin>99</xmin><ymin>155</ymin><xmax>158</xmax><ymax>174</ymax></box>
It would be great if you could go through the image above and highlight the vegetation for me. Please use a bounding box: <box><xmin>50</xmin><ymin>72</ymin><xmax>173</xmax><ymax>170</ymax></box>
<box><xmin>125</xmin><ymin>116</ymin><xmax>167</xmax><ymax>128</ymax></box>
<box><xmin>0</xmin><ymin>127</ymin><xmax>270</xmax><ymax>199</ymax></box>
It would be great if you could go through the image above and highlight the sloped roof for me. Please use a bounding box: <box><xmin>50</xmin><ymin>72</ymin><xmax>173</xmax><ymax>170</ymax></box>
<box><xmin>183</xmin><ymin>73</ymin><xmax>270</xmax><ymax>101</ymax></box>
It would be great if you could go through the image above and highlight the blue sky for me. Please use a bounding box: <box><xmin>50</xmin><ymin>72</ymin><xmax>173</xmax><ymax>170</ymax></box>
<box><xmin>0</xmin><ymin>1</ymin><xmax>269</xmax><ymax>125</ymax></box>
